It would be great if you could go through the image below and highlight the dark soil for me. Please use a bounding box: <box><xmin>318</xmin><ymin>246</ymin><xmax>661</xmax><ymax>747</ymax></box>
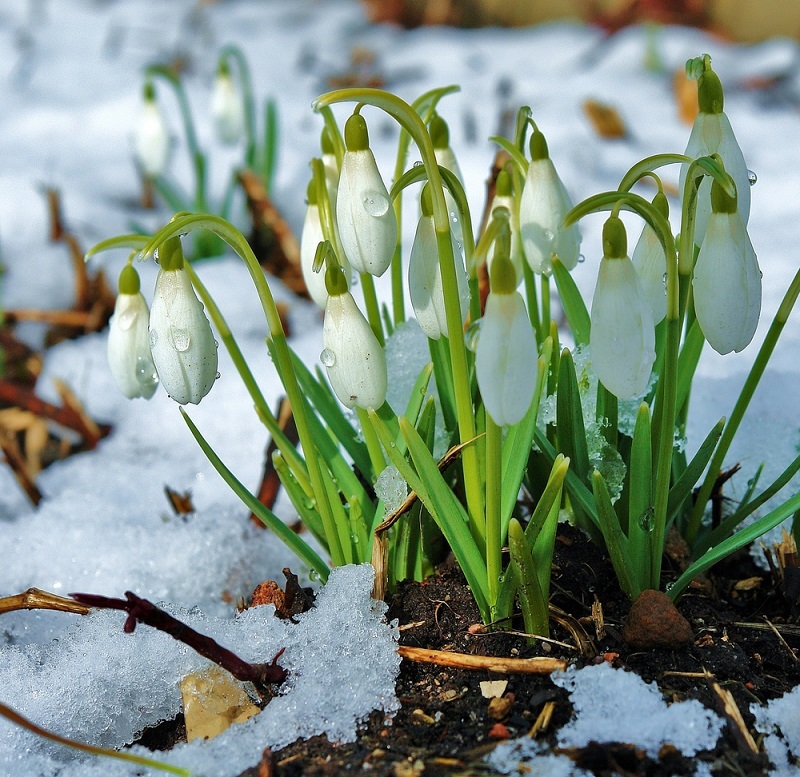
<box><xmin>143</xmin><ymin>523</ymin><xmax>800</xmax><ymax>776</ymax></box>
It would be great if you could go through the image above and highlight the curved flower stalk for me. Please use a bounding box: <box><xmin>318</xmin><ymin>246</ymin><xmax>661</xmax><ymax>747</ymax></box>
<box><xmin>336</xmin><ymin>112</ymin><xmax>397</xmax><ymax>277</ymax></box>
<box><xmin>590</xmin><ymin>216</ymin><xmax>656</xmax><ymax>399</ymax></box>
<box><xmin>133</xmin><ymin>81</ymin><xmax>169</xmax><ymax>178</ymax></box>
<box><xmin>519</xmin><ymin>127</ymin><xmax>581</xmax><ymax>275</ymax></box>
<box><xmin>107</xmin><ymin>263</ymin><xmax>159</xmax><ymax>399</ymax></box>
<box><xmin>693</xmin><ymin>180</ymin><xmax>761</xmax><ymax>354</ymax></box>
<box><xmin>430</xmin><ymin>112</ymin><xmax>464</xmax><ymax>241</ymax></box>
<box><xmin>680</xmin><ymin>55</ymin><xmax>750</xmax><ymax>245</ymax></box>
<box><xmin>476</xmin><ymin>242</ymin><xmax>537</xmax><ymax>426</ymax></box>
<box><xmin>487</xmin><ymin>168</ymin><xmax>524</xmax><ymax>285</ymax></box>
<box><xmin>630</xmin><ymin>190</ymin><xmax>669</xmax><ymax>325</ymax></box>
<box><xmin>409</xmin><ymin>184</ymin><xmax>469</xmax><ymax>339</ymax></box>
<box><xmin>211</xmin><ymin>59</ymin><xmax>245</xmax><ymax>145</ymax></box>
<box><xmin>149</xmin><ymin>236</ymin><xmax>218</xmax><ymax>404</ymax></box>
<box><xmin>322</xmin><ymin>265</ymin><xmax>387</xmax><ymax>410</ymax></box>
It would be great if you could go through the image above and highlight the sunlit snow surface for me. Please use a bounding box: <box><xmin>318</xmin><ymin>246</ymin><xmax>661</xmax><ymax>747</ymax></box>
<box><xmin>2</xmin><ymin>0</ymin><xmax>800</xmax><ymax>774</ymax></box>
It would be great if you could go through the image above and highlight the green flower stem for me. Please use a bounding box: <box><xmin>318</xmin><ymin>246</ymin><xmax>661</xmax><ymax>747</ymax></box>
<box><xmin>146</xmin><ymin>65</ymin><xmax>207</xmax><ymax>211</ymax></box>
<box><xmin>357</xmin><ymin>406</ymin><xmax>386</xmax><ymax>475</ymax></box>
<box><xmin>540</xmin><ymin>274</ymin><xmax>551</xmax><ymax>345</ymax></box>
<box><xmin>141</xmin><ymin>214</ymin><xmax>345</xmax><ymax>566</ymax></box>
<box><xmin>522</xmin><ymin>260</ymin><xmax>541</xmax><ymax>334</ymax></box>
<box><xmin>618</xmin><ymin>153</ymin><xmax>692</xmax><ymax>193</ymax></box>
<box><xmin>359</xmin><ymin>271</ymin><xmax>385</xmax><ymax>345</ymax></box>
<box><xmin>485</xmin><ymin>413</ymin><xmax>503</xmax><ymax>619</ymax></box>
<box><xmin>219</xmin><ymin>44</ymin><xmax>257</xmax><ymax>170</ymax></box>
<box><xmin>315</xmin><ymin>87</ymin><xmax>484</xmax><ymax>533</ymax></box>
<box><xmin>685</xmin><ymin>267</ymin><xmax>800</xmax><ymax>546</ymax></box>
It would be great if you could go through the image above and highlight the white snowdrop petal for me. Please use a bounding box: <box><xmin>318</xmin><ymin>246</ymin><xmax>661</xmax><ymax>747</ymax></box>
<box><xmin>133</xmin><ymin>101</ymin><xmax>169</xmax><ymax>177</ymax></box>
<box><xmin>631</xmin><ymin>224</ymin><xmax>667</xmax><ymax>325</ymax></box>
<box><xmin>476</xmin><ymin>292</ymin><xmax>537</xmax><ymax>426</ymax></box>
<box><xmin>693</xmin><ymin>211</ymin><xmax>761</xmax><ymax>354</ymax></box>
<box><xmin>149</xmin><ymin>268</ymin><xmax>218</xmax><ymax>405</ymax></box>
<box><xmin>519</xmin><ymin>158</ymin><xmax>581</xmax><ymax>275</ymax></box>
<box><xmin>590</xmin><ymin>257</ymin><xmax>656</xmax><ymax>400</ymax></box>
<box><xmin>336</xmin><ymin>149</ymin><xmax>397</xmax><ymax>277</ymax></box>
<box><xmin>107</xmin><ymin>292</ymin><xmax>158</xmax><ymax>399</ymax></box>
<box><xmin>211</xmin><ymin>73</ymin><xmax>245</xmax><ymax>145</ymax></box>
<box><xmin>300</xmin><ymin>204</ymin><xmax>350</xmax><ymax>309</ymax></box>
<box><xmin>322</xmin><ymin>292</ymin><xmax>387</xmax><ymax>410</ymax></box>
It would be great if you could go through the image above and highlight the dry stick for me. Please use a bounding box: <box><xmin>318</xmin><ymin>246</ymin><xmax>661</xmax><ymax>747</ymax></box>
<box><xmin>71</xmin><ymin>591</ymin><xmax>288</xmax><ymax>696</ymax></box>
<box><xmin>0</xmin><ymin>588</ymin><xmax>89</xmax><ymax>617</ymax></box>
<box><xmin>762</xmin><ymin>617</ymin><xmax>800</xmax><ymax>665</ymax></box>
<box><xmin>704</xmin><ymin>671</ymin><xmax>760</xmax><ymax>756</ymax></box>
<box><xmin>0</xmin><ymin>435</ymin><xmax>42</xmax><ymax>505</ymax></box>
<box><xmin>398</xmin><ymin>645</ymin><xmax>567</xmax><ymax>674</ymax></box>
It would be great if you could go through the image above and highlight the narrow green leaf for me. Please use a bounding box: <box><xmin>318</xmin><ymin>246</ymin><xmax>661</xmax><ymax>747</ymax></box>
<box><xmin>508</xmin><ymin>518</ymin><xmax>549</xmax><ymax>638</ymax></box>
<box><xmin>676</xmin><ymin>319</ymin><xmax>705</xmax><ymax>416</ymax></box>
<box><xmin>551</xmin><ymin>257</ymin><xmax>590</xmax><ymax>346</ymax></box>
<box><xmin>627</xmin><ymin>403</ymin><xmax>653</xmax><ymax>586</ymax></box>
<box><xmin>557</xmin><ymin>349</ymin><xmax>590</xmax><ymax>480</ymax></box>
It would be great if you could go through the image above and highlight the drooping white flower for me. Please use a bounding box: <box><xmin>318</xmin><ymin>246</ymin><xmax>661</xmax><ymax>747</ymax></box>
<box><xmin>149</xmin><ymin>238</ymin><xmax>218</xmax><ymax>405</ymax></box>
<box><xmin>133</xmin><ymin>82</ymin><xmax>169</xmax><ymax>178</ymax></box>
<box><xmin>631</xmin><ymin>192</ymin><xmax>669</xmax><ymax>326</ymax></box>
<box><xmin>519</xmin><ymin>128</ymin><xmax>581</xmax><ymax>275</ymax></box>
<box><xmin>336</xmin><ymin>113</ymin><xmax>397</xmax><ymax>277</ymax></box>
<box><xmin>487</xmin><ymin>169</ymin><xmax>524</xmax><ymax>286</ymax></box>
<box><xmin>476</xmin><ymin>251</ymin><xmax>537</xmax><ymax>426</ymax></box>
<box><xmin>322</xmin><ymin>272</ymin><xmax>387</xmax><ymax>410</ymax></box>
<box><xmin>408</xmin><ymin>185</ymin><xmax>469</xmax><ymax>340</ymax></box>
<box><xmin>590</xmin><ymin>217</ymin><xmax>656</xmax><ymax>400</ymax></box>
<box><xmin>693</xmin><ymin>181</ymin><xmax>761</xmax><ymax>355</ymax></box>
<box><xmin>680</xmin><ymin>62</ymin><xmax>750</xmax><ymax>245</ymax></box>
<box><xmin>107</xmin><ymin>264</ymin><xmax>158</xmax><ymax>399</ymax></box>
<box><xmin>211</xmin><ymin>65</ymin><xmax>245</xmax><ymax>145</ymax></box>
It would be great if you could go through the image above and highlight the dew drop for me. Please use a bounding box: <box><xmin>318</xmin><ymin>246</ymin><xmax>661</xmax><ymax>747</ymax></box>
<box><xmin>577</xmin><ymin>253</ymin><xmax>586</xmax><ymax>264</ymax></box>
<box><xmin>309</xmin><ymin>569</ymin><xmax>321</xmax><ymax>582</ymax></box>
<box><xmin>413</xmin><ymin>160</ymin><xmax>423</xmax><ymax>168</ymax></box>
<box><xmin>171</xmin><ymin>328</ymin><xmax>191</xmax><ymax>352</ymax></box>
<box><xmin>542</xmin><ymin>228</ymin><xmax>555</xmax><ymax>244</ymax></box>
<box><xmin>638</xmin><ymin>507</ymin><xmax>655</xmax><ymax>532</ymax></box>
<box><xmin>361</xmin><ymin>190</ymin><xmax>390</xmax><ymax>217</ymax></box>
<box><xmin>135</xmin><ymin>355</ymin><xmax>158</xmax><ymax>388</ymax></box>
<box><xmin>149</xmin><ymin>329</ymin><xmax>158</xmax><ymax>348</ymax></box>
<box><xmin>118</xmin><ymin>309</ymin><xmax>137</xmax><ymax>331</ymax></box>
<box><xmin>320</xmin><ymin>348</ymin><xmax>336</xmax><ymax>367</ymax></box>
<box><xmin>464</xmin><ymin>320</ymin><xmax>482</xmax><ymax>352</ymax></box>
<box><xmin>748</xmin><ymin>170</ymin><xmax>757</xmax><ymax>186</ymax></box>
<box><xmin>662</xmin><ymin>272</ymin><xmax>668</xmax><ymax>285</ymax></box>
<box><xmin>215</xmin><ymin>371</ymin><xmax>221</xmax><ymax>380</ymax></box>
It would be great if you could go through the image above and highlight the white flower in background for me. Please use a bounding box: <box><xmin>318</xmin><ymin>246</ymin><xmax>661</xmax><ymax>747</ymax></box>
<box><xmin>336</xmin><ymin>112</ymin><xmax>397</xmax><ymax>277</ymax></box>
<box><xmin>680</xmin><ymin>61</ymin><xmax>750</xmax><ymax>245</ymax></box>
<box><xmin>519</xmin><ymin>128</ymin><xmax>581</xmax><ymax>275</ymax></box>
<box><xmin>409</xmin><ymin>185</ymin><xmax>469</xmax><ymax>340</ymax></box>
<box><xmin>133</xmin><ymin>82</ymin><xmax>169</xmax><ymax>178</ymax></box>
<box><xmin>322</xmin><ymin>268</ymin><xmax>387</xmax><ymax>410</ymax></box>
<box><xmin>149</xmin><ymin>238</ymin><xmax>218</xmax><ymax>405</ymax></box>
<box><xmin>590</xmin><ymin>216</ymin><xmax>655</xmax><ymax>399</ymax></box>
<box><xmin>211</xmin><ymin>63</ymin><xmax>245</xmax><ymax>145</ymax></box>
<box><xmin>430</xmin><ymin>112</ymin><xmax>464</xmax><ymax>242</ymax></box>
<box><xmin>487</xmin><ymin>169</ymin><xmax>524</xmax><ymax>286</ymax></box>
<box><xmin>107</xmin><ymin>264</ymin><xmax>158</xmax><ymax>399</ymax></box>
<box><xmin>631</xmin><ymin>192</ymin><xmax>669</xmax><ymax>325</ymax></box>
<box><xmin>321</xmin><ymin>127</ymin><xmax>340</xmax><ymax>207</ymax></box>
<box><xmin>476</xmin><ymin>249</ymin><xmax>537</xmax><ymax>426</ymax></box>
<box><xmin>693</xmin><ymin>181</ymin><xmax>761</xmax><ymax>355</ymax></box>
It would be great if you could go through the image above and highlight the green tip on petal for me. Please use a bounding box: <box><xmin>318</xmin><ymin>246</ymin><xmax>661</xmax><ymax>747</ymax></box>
<box><xmin>420</xmin><ymin>183</ymin><xmax>434</xmax><ymax>218</ymax></box>
<box><xmin>698</xmin><ymin>68</ymin><xmax>724</xmax><ymax>114</ymax></box>
<box><xmin>344</xmin><ymin>113</ymin><xmax>369</xmax><ymax>152</ymax></box>
<box><xmin>496</xmin><ymin>168</ymin><xmax>512</xmax><ymax>197</ymax></box>
<box><xmin>652</xmin><ymin>190</ymin><xmax>669</xmax><ymax>220</ymax></box>
<box><xmin>159</xmin><ymin>236</ymin><xmax>185</xmax><ymax>271</ymax></box>
<box><xmin>118</xmin><ymin>263</ymin><xmax>141</xmax><ymax>295</ymax></box>
<box><xmin>306</xmin><ymin>177</ymin><xmax>317</xmax><ymax>205</ymax></box>
<box><xmin>489</xmin><ymin>248</ymin><xmax>517</xmax><ymax>295</ymax></box>
<box><xmin>143</xmin><ymin>81</ymin><xmax>156</xmax><ymax>102</ymax></box>
<box><xmin>429</xmin><ymin>113</ymin><xmax>449</xmax><ymax>149</ymax></box>
<box><xmin>320</xmin><ymin>127</ymin><xmax>334</xmax><ymax>155</ymax></box>
<box><xmin>602</xmin><ymin>215</ymin><xmax>627</xmax><ymax>259</ymax></box>
<box><xmin>529</xmin><ymin>129</ymin><xmax>549</xmax><ymax>161</ymax></box>
<box><xmin>710</xmin><ymin>178</ymin><xmax>737</xmax><ymax>214</ymax></box>
<box><xmin>216</xmin><ymin>58</ymin><xmax>231</xmax><ymax>77</ymax></box>
<box><xmin>325</xmin><ymin>264</ymin><xmax>349</xmax><ymax>296</ymax></box>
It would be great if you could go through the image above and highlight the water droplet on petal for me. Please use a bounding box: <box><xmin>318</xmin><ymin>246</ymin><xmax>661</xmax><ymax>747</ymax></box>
<box><xmin>748</xmin><ymin>170</ymin><xmax>757</xmax><ymax>186</ymax></box>
<box><xmin>361</xmin><ymin>190</ymin><xmax>390</xmax><ymax>217</ymax></box>
<box><xmin>118</xmin><ymin>309</ymin><xmax>137</xmax><ymax>331</ymax></box>
<box><xmin>662</xmin><ymin>272</ymin><xmax>668</xmax><ymax>286</ymax></box>
<box><xmin>465</xmin><ymin>320</ymin><xmax>482</xmax><ymax>352</ymax></box>
<box><xmin>135</xmin><ymin>355</ymin><xmax>158</xmax><ymax>388</ymax></box>
<box><xmin>320</xmin><ymin>348</ymin><xmax>336</xmax><ymax>367</ymax></box>
<box><xmin>413</xmin><ymin>160</ymin><xmax>423</xmax><ymax>168</ymax></box>
<box><xmin>577</xmin><ymin>253</ymin><xmax>586</xmax><ymax>264</ymax></box>
<box><xmin>171</xmin><ymin>328</ymin><xmax>191</xmax><ymax>352</ymax></box>
<box><xmin>215</xmin><ymin>371</ymin><xmax>221</xmax><ymax>380</ymax></box>
<box><xmin>149</xmin><ymin>329</ymin><xmax>158</xmax><ymax>348</ymax></box>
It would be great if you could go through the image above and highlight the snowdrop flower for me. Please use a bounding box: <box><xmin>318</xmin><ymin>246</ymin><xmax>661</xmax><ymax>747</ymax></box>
<box><xmin>149</xmin><ymin>237</ymin><xmax>218</xmax><ymax>405</ymax></box>
<box><xmin>321</xmin><ymin>127</ymin><xmax>340</xmax><ymax>207</ymax></box>
<box><xmin>430</xmin><ymin>113</ymin><xmax>464</xmax><ymax>241</ymax></box>
<box><xmin>590</xmin><ymin>216</ymin><xmax>656</xmax><ymax>400</ymax></box>
<box><xmin>408</xmin><ymin>184</ymin><xmax>469</xmax><ymax>340</ymax></box>
<box><xmin>476</xmin><ymin>239</ymin><xmax>537</xmax><ymax>426</ymax></box>
<box><xmin>519</xmin><ymin>128</ymin><xmax>581</xmax><ymax>275</ymax></box>
<box><xmin>693</xmin><ymin>180</ymin><xmax>761</xmax><ymax>354</ymax></box>
<box><xmin>133</xmin><ymin>82</ymin><xmax>169</xmax><ymax>178</ymax></box>
<box><xmin>321</xmin><ymin>266</ymin><xmax>387</xmax><ymax>410</ymax></box>
<box><xmin>630</xmin><ymin>191</ymin><xmax>669</xmax><ymax>325</ymax></box>
<box><xmin>487</xmin><ymin>169</ymin><xmax>524</xmax><ymax>286</ymax></box>
<box><xmin>211</xmin><ymin>61</ymin><xmax>245</xmax><ymax>145</ymax></box>
<box><xmin>336</xmin><ymin>112</ymin><xmax>397</xmax><ymax>277</ymax></box>
<box><xmin>680</xmin><ymin>59</ymin><xmax>750</xmax><ymax>245</ymax></box>
<box><xmin>300</xmin><ymin>179</ymin><xmax>351</xmax><ymax>309</ymax></box>
<box><xmin>107</xmin><ymin>264</ymin><xmax>158</xmax><ymax>399</ymax></box>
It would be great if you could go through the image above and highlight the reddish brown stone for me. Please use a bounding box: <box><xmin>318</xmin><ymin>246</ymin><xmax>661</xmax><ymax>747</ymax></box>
<box><xmin>622</xmin><ymin>589</ymin><xmax>693</xmax><ymax>650</ymax></box>
<box><xmin>488</xmin><ymin>723</ymin><xmax>510</xmax><ymax>740</ymax></box>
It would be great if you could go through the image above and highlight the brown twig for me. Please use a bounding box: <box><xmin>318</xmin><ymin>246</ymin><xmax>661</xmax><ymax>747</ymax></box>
<box><xmin>71</xmin><ymin>591</ymin><xmax>288</xmax><ymax>696</ymax></box>
<box><xmin>704</xmin><ymin>670</ymin><xmax>760</xmax><ymax>756</ymax></box>
<box><xmin>398</xmin><ymin>645</ymin><xmax>567</xmax><ymax>674</ymax></box>
<box><xmin>0</xmin><ymin>435</ymin><xmax>43</xmax><ymax>504</ymax></box>
<box><xmin>0</xmin><ymin>587</ymin><xmax>90</xmax><ymax>616</ymax></box>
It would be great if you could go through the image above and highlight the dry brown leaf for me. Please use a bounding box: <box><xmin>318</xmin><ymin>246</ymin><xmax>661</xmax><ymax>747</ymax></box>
<box><xmin>674</xmin><ymin>67</ymin><xmax>699</xmax><ymax>125</ymax></box>
<box><xmin>583</xmin><ymin>99</ymin><xmax>627</xmax><ymax>139</ymax></box>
